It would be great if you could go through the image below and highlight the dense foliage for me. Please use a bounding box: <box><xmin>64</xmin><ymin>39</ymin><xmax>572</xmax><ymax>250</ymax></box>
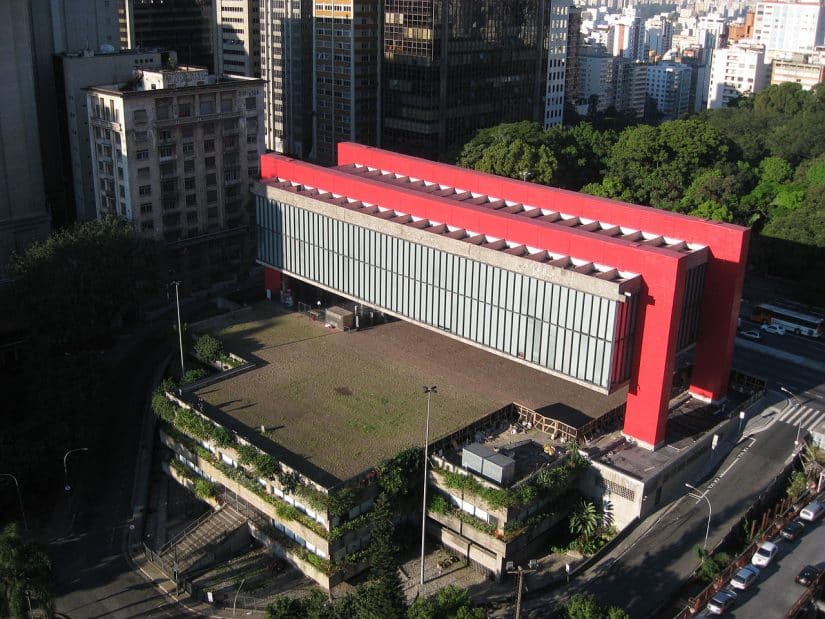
<box><xmin>457</xmin><ymin>83</ymin><xmax>825</xmax><ymax>304</ymax></box>
<box><xmin>562</xmin><ymin>593</ymin><xmax>630</xmax><ymax>619</ymax></box>
<box><xmin>0</xmin><ymin>523</ymin><xmax>54</xmax><ymax>619</ymax></box>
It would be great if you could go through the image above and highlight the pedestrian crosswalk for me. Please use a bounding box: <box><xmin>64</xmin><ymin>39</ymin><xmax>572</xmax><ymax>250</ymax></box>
<box><xmin>778</xmin><ymin>402</ymin><xmax>825</xmax><ymax>431</ymax></box>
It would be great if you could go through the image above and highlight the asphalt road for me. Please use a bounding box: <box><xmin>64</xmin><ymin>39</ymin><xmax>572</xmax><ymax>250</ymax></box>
<box><xmin>48</xmin><ymin>329</ymin><xmax>186</xmax><ymax>619</ymax></box>
<box><xmin>516</xmin><ymin>421</ymin><xmax>801</xmax><ymax>618</ymax></box>
<box><xmin>701</xmin><ymin>508</ymin><xmax>825</xmax><ymax>618</ymax></box>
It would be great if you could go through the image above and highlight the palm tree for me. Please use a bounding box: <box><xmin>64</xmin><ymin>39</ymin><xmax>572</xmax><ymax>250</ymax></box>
<box><xmin>569</xmin><ymin>500</ymin><xmax>600</xmax><ymax>539</ymax></box>
<box><xmin>0</xmin><ymin>522</ymin><xmax>55</xmax><ymax>618</ymax></box>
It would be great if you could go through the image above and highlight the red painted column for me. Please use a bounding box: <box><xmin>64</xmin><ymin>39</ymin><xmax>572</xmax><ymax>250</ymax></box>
<box><xmin>264</xmin><ymin>267</ymin><xmax>282</xmax><ymax>297</ymax></box>
<box><xmin>689</xmin><ymin>233</ymin><xmax>750</xmax><ymax>401</ymax></box>
<box><xmin>622</xmin><ymin>258</ymin><xmax>687</xmax><ymax>449</ymax></box>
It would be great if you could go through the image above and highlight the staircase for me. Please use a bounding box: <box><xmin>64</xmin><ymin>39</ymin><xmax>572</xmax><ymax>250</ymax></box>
<box><xmin>159</xmin><ymin>506</ymin><xmax>248</xmax><ymax>576</ymax></box>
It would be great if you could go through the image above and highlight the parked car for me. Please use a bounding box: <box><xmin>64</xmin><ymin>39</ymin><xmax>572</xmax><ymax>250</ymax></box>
<box><xmin>707</xmin><ymin>587</ymin><xmax>738</xmax><ymax>615</ymax></box>
<box><xmin>795</xmin><ymin>565</ymin><xmax>822</xmax><ymax>586</ymax></box>
<box><xmin>751</xmin><ymin>541</ymin><xmax>779</xmax><ymax>567</ymax></box>
<box><xmin>780</xmin><ymin>519</ymin><xmax>805</xmax><ymax>541</ymax></box>
<box><xmin>730</xmin><ymin>564</ymin><xmax>761</xmax><ymax>590</ymax></box>
<box><xmin>760</xmin><ymin>323</ymin><xmax>786</xmax><ymax>335</ymax></box>
<box><xmin>739</xmin><ymin>330</ymin><xmax>762</xmax><ymax>341</ymax></box>
<box><xmin>800</xmin><ymin>500</ymin><xmax>825</xmax><ymax>522</ymax></box>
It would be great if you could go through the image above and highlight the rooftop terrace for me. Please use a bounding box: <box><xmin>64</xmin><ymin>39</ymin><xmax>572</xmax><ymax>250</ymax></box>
<box><xmin>193</xmin><ymin>303</ymin><xmax>626</xmax><ymax>485</ymax></box>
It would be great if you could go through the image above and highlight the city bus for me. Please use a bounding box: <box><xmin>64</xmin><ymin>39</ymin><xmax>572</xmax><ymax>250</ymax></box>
<box><xmin>750</xmin><ymin>303</ymin><xmax>825</xmax><ymax>338</ymax></box>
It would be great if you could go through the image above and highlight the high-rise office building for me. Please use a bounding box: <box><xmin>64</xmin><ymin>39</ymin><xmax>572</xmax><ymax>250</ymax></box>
<box><xmin>382</xmin><ymin>0</ymin><xmax>552</xmax><ymax>162</ymax></box>
<box><xmin>0</xmin><ymin>0</ymin><xmax>52</xmax><ymax>276</ymax></box>
<box><xmin>121</xmin><ymin>0</ymin><xmax>215</xmax><ymax>71</ymax></box>
<box><xmin>311</xmin><ymin>0</ymin><xmax>380</xmax><ymax>164</ymax></box>
<box><xmin>565</xmin><ymin>6</ymin><xmax>583</xmax><ymax>113</ymax></box>
<box><xmin>545</xmin><ymin>3</ymin><xmax>571</xmax><ymax>127</ymax></box>
<box><xmin>86</xmin><ymin>67</ymin><xmax>264</xmax><ymax>289</ymax></box>
<box><xmin>259</xmin><ymin>0</ymin><xmax>312</xmax><ymax>157</ymax></box>
<box><xmin>215</xmin><ymin>0</ymin><xmax>261</xmax><ymax>77</ymax></box>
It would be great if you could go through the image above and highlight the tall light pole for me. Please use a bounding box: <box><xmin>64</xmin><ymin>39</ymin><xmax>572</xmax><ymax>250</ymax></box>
<box><xmin>420</xmin><ymin>385</ymin><xmax>437</xmax><ymax>587</ymax></box>
<box><xmin>172</xmin><ymin>280</ymin><xmax>185</xmax><ymax>377</ymax></box>
<box><xmin>0</xmin><ymin>473</ymin><xmax>28</xmax><ymax>530</ymax></box>
<box><xmin>64</xmin><ymin>448</ymin><xmax>90</xmax><ymax>492</ymax></box>
<box><xmin>780</xmin><ymin>386</ymin><xmax>802</xmax><ymax>446</ymax></box>
<box><xmin>685</xmin><ymin>482</ymin><xmax>712</xmax><ymax>550</ymax></box>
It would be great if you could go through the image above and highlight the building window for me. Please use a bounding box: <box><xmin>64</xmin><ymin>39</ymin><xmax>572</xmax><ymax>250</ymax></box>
<box><xmin>141</xmin><ymin>221</ymin><xmax>154</xmax><ymax>232</ymax></box>
<box><xmin>136</xmin><ymin>149</ymin><xmax>149</xmax><ymax>160</ymax></box>
<box><xmin>184</xmin><ymin>177</ymin><xmax>196</xmax><ymax>190</ymax></box>
<box><xmin>206</xmin><ymin>173</ymin><xmax>217</xmax><ymax>186</ymax></box>
<box><xmin>245</xmin><ymin>96</ymin><xmax>256</xmax><ymax>110</ymax></box>
<box><xmin>133</xmin><ymin>109</ymin><xmax>148</xmax><ymax>123</ymax></box>
<box><xmin>139</xmin><ymin>185</ymin><xmax>151</xmax><ymax>196</ymax></box>
<box><xmin>182</xmin><ymin>142</ymin><xmax>195</xmax><ymax>156</ymax></box>
<box><xmin>205</xmin><ymin>157</ymin><xmax>215</xmax><ymax>169</ymax></box>
<box><xmin>204</xmin><ymin>139</ymin><xmax>215</xmax><ymax>152</ymax></box>
<box><xmin>138</xmin><ymin>167</ymin><xmax>150</xmax><ymax>179</ymax></box>
<box><xmin>140</xmin><ymin>202</ymin><xmax>153</xmax><ymax>214</ymax></box>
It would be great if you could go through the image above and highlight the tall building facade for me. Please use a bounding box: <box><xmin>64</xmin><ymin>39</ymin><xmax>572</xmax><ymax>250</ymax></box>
<box><xmin>771</xmin><ymin>55</ymin><xmax>825</xmax><ymax>87</ymax></box>
<box><xmin>215</xmin><ymin>0</ymin><xmax>261</xmax><ymax>77</ymax></box>
<box><xmin>707</xmin><ymin>42</ymin><xmax>770</xmax><ymax>108</ymax></box>
<box><xmin>311</xmin><ymin>0</ymin><xmax>380</xmax><ymax>164</ymax></box>
<box><xmin>545</xmin><ymin>3</ymin><xmax>571</xmax><ymax>127</ymax></box>
<box><xmin>58</xmin><ymin>48</ymin><xmax>173</xmax><ymax>222</ymax></box>
<box><xmin>86</xmin><ymin>67</ymin><xmax>264</xmax><ymax>289</ymax></box>
<box><xmin>121</xmin><ymin>0</ymin><xmax>215</xmax><ymax>71</ymax></box>
<box><xmin>753</xmin><ymin>0</ymin><xmax>825</xmax><ymax>56</ymax></box>
<box><xmin>565</xmin><ymin>6</ymin><xmax>583</xmax><ymax>112</ymax></box>
<box><xmin>381</xmin><ymin>0</ymin><xmax>551</xmax><ymax>162</ymax></box>
<box><xmin>0</xmin><ymin>0</ymin><xmax>52</xmax><ymax>276</ymax></box>
<box><xmin>260</xmin><ymin>0</ymin><xmax>312</xmax><ymax>157</ymax></box>
<box><xmin>646</xmin><ymin>62</ymin><xmax>692</xmax><ymax>119</ymax></box>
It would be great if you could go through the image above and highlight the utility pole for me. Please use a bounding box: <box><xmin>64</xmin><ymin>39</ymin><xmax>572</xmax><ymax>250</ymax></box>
<box><xmin>420</xmin><ymin>385</ymin><xmax>437</xmax><ymax>587</ymax></box>
<box><xmin>506</xmin><ymin>562</ymin><xmax>537</xmax><ymax>619</ymax></box>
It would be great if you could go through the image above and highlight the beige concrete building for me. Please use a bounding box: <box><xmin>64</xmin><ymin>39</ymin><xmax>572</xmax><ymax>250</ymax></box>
<box><xmin>770</xmin><ymin>54</ymin><xmax>825</xmax><ymax>87</ymax></box>
<box><xmin>86</xmin><ymin>67</ymin><xmax>264</xmax><ymax>289</ymax></box>
<box><xmin>215</xmin><ymin>0</ymin><xmax>261</xmax><ymax>78</ymax></box>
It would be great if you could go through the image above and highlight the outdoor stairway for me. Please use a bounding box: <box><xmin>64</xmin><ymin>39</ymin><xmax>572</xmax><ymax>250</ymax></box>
<box><xmin>159</xmin><ymin>506</ymin><xmax>248</xmax><ymax>576</ymax></box>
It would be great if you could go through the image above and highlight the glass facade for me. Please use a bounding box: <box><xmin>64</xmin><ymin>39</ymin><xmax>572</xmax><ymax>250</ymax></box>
<box><xmin>676</xmin><ymin>263</ymin><xmax>707</xmax><ymax>352</ymax></box>
<box><xmin>382</xmin><ymin>0</ymin><xmax>549</xmax><ymax>160</ymax></box>
<box><xmin>258</xmin><ymin>197</ymin><xmax>638</xmax><ymax>390</ymax></box>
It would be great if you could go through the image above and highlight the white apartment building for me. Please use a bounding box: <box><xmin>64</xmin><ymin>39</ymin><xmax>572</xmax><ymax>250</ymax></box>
<box><xmin>647</xmin><ymin>63</ymin><xmax>693</xmax><ymax>119</ymax></box>
<box><xmin>577</xmin><ymin>48</ymin><xmax>617</xmax><ymax>114</ymax></box>
<box><xmin>215</xmin><ymin>0</ymin><xmax>261</xmax><ymax>77</ymax></box>
<box><xmin>545</xmin><ymin>3</ymin><xmax>570</xmax><ymax>127</ymax></box>
<box><xmin>260</xmin><ymin>0</ymin><xmax>312</xmax><ymax>158</ymax></box>
<box><xmin>754</xmin><ymin>0</ymin><xmax>825</xmax><ymax>56</ymax></box>
<box><xmin>86</xmin><ymin>67</ymin><xmax>265</xmax><ymax>288</ymax></box>
<box><xmin>707</xmin><ymin>42</ymin><xmax>770</xmax><ymax>108</ymax></box>
<box><xmin>60</xmin><ymin>48</ymin><xmax>172</xmax><ymax>222</ymax></box>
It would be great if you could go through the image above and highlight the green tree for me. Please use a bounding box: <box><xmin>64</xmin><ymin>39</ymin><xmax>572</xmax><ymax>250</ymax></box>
<box><xmin>472</xmin><ymin>138</ymin><xmax>558</xmax><ymax>185</ymax></box>
<box><xmin>7</xmin><ymin>217</ymin><xmax>162</xmax><ymax>352</ymax></box>
<box><xmin>456</xmin><ymin>121</ymin><xmax>547</xmax><ymax>169</ymax></box>
<box><xmin>563</xmin><ymin>593</ymin><xmax>605</xmax><ymax>619</ymax></box>
<box><xmin>194</xmin><ymin>334</ymin><xmax>224</xmax><ymax>363</ymax></box>
<box><xmin>354</xmin><ymin>493</ymin><xmax>406</xmax><ymax>618</ymax></box>
<box><xmin>786</xmin><ymin>470</ymin><xmax>808</xmax><ymax>501</ymax></box>
<box><xmin>0</xmin><ymin>523</ymin><xmax>54</xmax><ymax>619</ymax></box>
<box><xmin>569</xmin><ymin>500</ymin><xmax>600</xmax><ymax>539</ymax></box>
<box><xmin>595</xmin><ymin>120</ymin><xmax>732</xmax><ymax>209</ymax></box>
<box><xmin>406</xmin><ymin>585</ymin><xmax>485</xmax><ymax>619</ymax></box>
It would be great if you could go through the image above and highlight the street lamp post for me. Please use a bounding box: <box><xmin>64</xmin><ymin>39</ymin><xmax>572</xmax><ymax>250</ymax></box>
<box><xmin>420</xmin><ymin>385</ymin><xmax>437</xmax><ymax>587</ymax></box>
<box><xmin>64</xmin><ymin>448</ymin><xmax>90</xmax><ymax>492</ymax></box>
<box><xmin>685</xmin><ymin>483</ymin><xmax>712</xmax><ymax>550</ymax></box>
<box><xmin>0</xmin><ymin>473</ymin><xmax>28</xmax><ymax>530</ymax></box>
<box><xmin>171</xmin><ymin>281</ymin><xmax>185</xmax><ymax>378</ymax></box>
<box><xmin>779</xmin><ymin>386</ymin><xmax>802</xmax><ymax>446</ymax></box>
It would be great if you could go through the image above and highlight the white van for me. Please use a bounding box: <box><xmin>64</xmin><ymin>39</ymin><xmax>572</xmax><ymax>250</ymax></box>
<box><xmin>799</xmin><ymin>500</ymin><xmax>825</xmax><ymax>522</ymax></box>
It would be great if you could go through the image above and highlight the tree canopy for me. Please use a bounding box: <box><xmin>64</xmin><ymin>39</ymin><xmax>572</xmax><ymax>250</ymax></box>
<box><xmin>456</xmin><ymin>82</ymin><xmax>825</xmax><ymax>304</ymax></box>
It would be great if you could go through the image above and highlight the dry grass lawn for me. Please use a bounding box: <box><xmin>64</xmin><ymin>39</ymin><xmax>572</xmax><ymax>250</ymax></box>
<box><xmin>195</xmin><ymin>303</ymin><xmax>624</xmax><ymax>483</ymax></box>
